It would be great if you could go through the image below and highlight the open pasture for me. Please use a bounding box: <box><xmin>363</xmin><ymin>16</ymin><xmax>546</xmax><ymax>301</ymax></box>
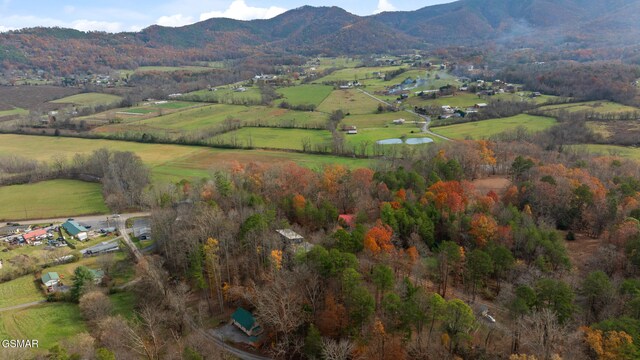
<box><xmin>276</xmin><ymin>84</ymin><xmax>333</xmax><ymax>107</ymax></box>
<box><xmin>0</xmin><ymin>303</ymin><xmax>86</xmax><ymax>350</ymax></box>
<box><xmin>50</xmin><ymin>93</ymin><xmax>122</xmax><ymax>107</ymax></box>
<box><xmin>432</xmin><ymin>114</ymin><xmax>557</xmax><ymax>139</ymax></box>
<box><xmin>317</xmin><ymin>89</ymin><xmax>380</xmax><ymax>115</ymax></box>
<box><xmin>0</xmin><ymin>180</ymin><xmax>108</xmax><ymax>221</ymax></box>
<box><xmin>0</xmin><ymin>275</ymin><xmax>45</xmax><ymax>308</ymax></box>
<box><xmin>182</xmin><ymin>86</ymin><xmax>262</xmax><ymax>104</ymax></box>
<box><xmin>212</xmin><ymin>128</ymin><xmax>332</xmax><ymax>150</ymax></box>
<box><xmin>316</xmin><ymin>66</ymin><xmax>403</xmax><ymax>83</ymax></box>
<box><xmin>342</xmin><ymin>112</ymin><xmax>423</xmax><ymax>128</ymax></box>
<box><xmin>0</xmin><ymin>135</ymin><xmax>374</xmax><ymax>183</ymax></box>
<box><xmin>538</xmin><ymin>101</ymin><xmax>639</xmax><ymax>115</ymax></box>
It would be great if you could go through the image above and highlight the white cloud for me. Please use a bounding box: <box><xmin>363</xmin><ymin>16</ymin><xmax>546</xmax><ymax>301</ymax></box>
<box><xmin>374</xmin><ymin>0</ymin><xmax>397</xmax><ymax>14</ymax></box>
<box><xmin>156</xmin><ymin>14</ymin><xmax>194</xmax><ymax>27</ymax></box>
<box><xmin>71</xmin><ymin>19</ymin><xmax>124</xmax><ymax>32</ymax></box>
<box><xmin>0</xmin><ymin>25</ymin><xmax>13</xmax><ymax>32</ymax></box>
<box><xmin>63</xmin><ymin>5</ymin><xmax>76</xmax><ymax>14</ymax></box>
<box><xmin>0</xmin><ymin>15</ymin><xmax>124</xmax><ymax>33</ymax></box>
<box><xmin>199</xmin><ymin>0</ymin><xmax>287</xmax><ymax>21</ymax></box>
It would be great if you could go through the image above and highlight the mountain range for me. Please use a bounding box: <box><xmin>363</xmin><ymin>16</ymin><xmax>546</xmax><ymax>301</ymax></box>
<box><xmin>2</xmin><ymin>0</ymin><xmax>640</xmax><ymax>73</ymax></box>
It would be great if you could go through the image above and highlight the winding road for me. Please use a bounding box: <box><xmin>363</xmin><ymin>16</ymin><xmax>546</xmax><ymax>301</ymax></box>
<box><xmin>356</xmin><ymin>88</ymin><xmax>451</xmax><ymax>141</ymax></box>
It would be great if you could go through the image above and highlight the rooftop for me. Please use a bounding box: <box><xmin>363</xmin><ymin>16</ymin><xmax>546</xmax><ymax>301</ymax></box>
<box><xmin>232</xmin><ymin>307</ymin><xmax>258</xmax><ymax>331</ymax></box>
<box><xmin>41</xmin><ymin>272</ymin><xmax>59</xmax><ymax>284</ymax></box>
<box><xmin>276</xmin><ymin>229</ymin><xmax>304</xmax><ymax>241</ymax></box>
<box><xmin>62</xmin><ymin>221</ymin><xmax>87</xmax><ymax>236</ymax></box>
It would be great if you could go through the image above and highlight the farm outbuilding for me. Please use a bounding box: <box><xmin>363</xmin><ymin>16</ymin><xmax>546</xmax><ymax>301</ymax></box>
<box><xmin>41</xmin><ymin>272</ymin><xmax>60</xmax><ymax>287</ymax></box>
<box><xmin>231</xmin><ymin>308</ymin><xmax>263</xmax><ymax>337</ymax></box>
<box><xmin>62</xmin><ymin>221</ymin><xmax>88</xmax><ymax>241</ymax></box>
<box><xmin>276</xmin><ymin>229</ymin><xmax>304</xmax><ymax>244</ymax></box>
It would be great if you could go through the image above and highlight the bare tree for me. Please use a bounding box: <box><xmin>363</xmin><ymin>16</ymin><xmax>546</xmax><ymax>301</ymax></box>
<box><xmin>322</xmin><ymin>338</ymin><xmax>356</xmax><ymax>360</ymax></box>
<box><xmin>251</xmin><ymin>271</ymin><xmax>310</xmax><ymax>343</ymax></box>
<box><xmin>60</xmin><ymin>332</ymin><xmax>96</xmax><ymax>359</ymax></box>
<box><xmin>522</xmin><ymin>308</ymin><xmax>566</xmax><ymax>360</ymax></box>
<box><xmin>79</xmin><ymin>291</ymin><xmax>113</xmax><ymax>323</ymax></box>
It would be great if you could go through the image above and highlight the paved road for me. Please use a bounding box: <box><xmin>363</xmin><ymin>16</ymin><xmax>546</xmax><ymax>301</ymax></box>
<box><xmin>14</xmin><ymin>212</ymin><xmax>150</xmax><ymax>229</ymax></box>
<box><xmin>0</xmin><ymin>300</ymin><xmax>47</xmax><ymax>313</ymax></box>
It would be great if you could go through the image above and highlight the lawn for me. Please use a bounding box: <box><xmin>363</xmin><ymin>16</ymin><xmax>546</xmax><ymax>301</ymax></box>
<box><xmin>432</xmin><ymin>114</ymin><xmax>557</xmax><ymax>139</ymax></box>
<box><xmin>50</xmin><ymin>93</ymin><xmax>122</xmax><ymax>107</ymax></box>
<box><xmin>110</xmin><ymin>291</ymin><xmax>136</xmax><ymax>319</ymax></box>
<box><xmin>0</xmin><ymin>179</ymin><xmax>108</xmax><ymax>221</ymax></box>
<box><xmin>212</xmin><ymin>128</ymin><xmax>333</xmax><ymax>150</ymax></box>
<box><xmin>0</xmin><ymin>275</ymin><xmax>45</xmax><ymax>308</ymax></box>
<box><xmin>0</xmin><ymin>135</ymin><xmax>374</xmax><ymax>184</ymax></box>
<box><xmin>276</xmin><ymin>84</ymin><xmax>333</xmax><ymax>107</ymax></box>
<box><xmin>317</xmin><ymin>89</ymin><xmax>381</xmax><ymax>115</ymax></box>
<box><xmin>0</xmin><ymin>303</ymin><xmax>86</xmax><ymax>350</ymax></box>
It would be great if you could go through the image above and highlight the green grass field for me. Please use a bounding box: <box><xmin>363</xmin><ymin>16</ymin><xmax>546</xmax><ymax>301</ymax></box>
<box><xmin>406</xmin><ymin>92</ymin><xmax>483</xmax><ymax>108</ymax></box>
<box><xmin>317</xmin><ymin>89</ymin><xmax>381</xmax><ymax>115</ymax></box>
<box><xmin>182</xmin><ymin>86</ymin><xmax>262</xmax><ymax>104</ymax></box>
<box><xmin>315</xmin><ymin>57</ymin><xmax>361</xmax><ymax>70</ymax></box>
<box><xmin>133</xmin><ymin>66</ymin><xmax>214</xmax><ymax>74</ymax></box>
<box><xmin>276</xmin><ymin>84</ymin><xmax>333</xmax><ymax>106</ymax></box>
<box><xmin>0</xmin><ymin>180</ymin><xmax>108</xmax><ymax>221</ymax></box>
<box><xmin>212</xmin><ymin>128</ymin><xmax>332</xmax><ymax>150</ymax></box>
<box><xmin>0</xmin><ymin>275</ymin><xmax>45</xmax><ymax>308</ymax></box>
<box><xmin>432</xmin><ymin>114</ymin><xmax>557</xmax><ymax>139</ymax></box>
<box><xmin>346</xmin><ymin>127</ymin><xmax>434</xmax><ymax>147</ymax></box>
<box><xmin>538</xmin><ymin>101</ymin><xmax>640</xmax><ymax>114</ymax></box>
<box><xmin>0</xmin><ymin>303</ymin><xmax>86</xmax><ymax>350</ymax></box>
<box><xmin>51</xmin><ymin>93</ymin><xmax>122</xmax><ymax>107</ymax></box>
<box><xmin>124</xmin><ymin>104</ymin><xmax>326</xmax><ymax>133</ymax></box>
<box><xmin>342</xmin><ymin>112</ymin><xmax>423</xmax><ymax>129</ymax></box>
<box><xmin>570</xmin><ymin>144</ymin><xmax>640</xmax><ymax>160</ymax></box>
<box><xmin>0</xmin><ymin>135</ymin><xmax>374</xmax><ymax>183</ymax></box>
<box><xmin>317</xmin><ymin>66</ymin><xmax>403</xmax><ymax>82</ymax></box>
<box><xmin>0</xmin><ymin>107</ymin><xmax>28</xmax><ymax>117</ymax></box>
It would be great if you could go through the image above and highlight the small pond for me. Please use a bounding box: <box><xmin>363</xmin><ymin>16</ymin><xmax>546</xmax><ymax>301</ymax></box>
<box><xmin>376</xmin><ymin>137</ymin><xmax>434</xmax><ymax>145</ymax></box>
<box><xmin>405</xmin><ymin>137</ymin><xmax>434</xmax><ymax>144</ymax></box>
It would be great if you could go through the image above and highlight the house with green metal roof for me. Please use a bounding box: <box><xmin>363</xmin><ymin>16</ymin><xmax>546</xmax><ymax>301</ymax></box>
<box><xmin>89</xmin><ymin>269</ymin><xmax>105</xmax><ymax>284</ymax></box>
<box><xmin>62</xmin><ymin>221</ymin><xmax>88</xmax><ymax>241</ymax></box>
<box><xmin>41</xmin><ymin>272</ymin><xmax>60</xmax><ymax>288</ymax></box>
<box><xmin>231</xmin><ymin>308</ymin><xmax>263</xmax><ymax>337</ymax></box>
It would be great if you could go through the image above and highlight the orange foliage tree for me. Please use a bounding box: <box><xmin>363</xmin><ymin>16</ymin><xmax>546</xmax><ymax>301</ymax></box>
<box><xmin>364</xmin><ymin>221</ymin><xmax>394</xmax><ymax>255</ymax></box>
<box><xmin>469</xmin><ymin>213</ymin><xmax>498</xmax><ymax>247</ymax></box>
<box><xmin>582</xmin><ymin>326</ymin><xmax>636</xmax><ymax>360</ymax></box>
<box><xmin>422</xmin><ymin>181</ymin><xmax>469</xmax><ymax>216</ymax></box>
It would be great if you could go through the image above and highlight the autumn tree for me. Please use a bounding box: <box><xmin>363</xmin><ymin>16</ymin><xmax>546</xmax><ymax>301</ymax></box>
<box><xmin>364</xmin><ymin>221</ymin><xmax>394</xmax><ymax>256</ymax></box>
<box><xmin>582</xmin><ymin>327</ymin><xmax>638</xmax><ymax>360</ymax></box>
<box><xmin>469</xmin><ymin>213</ymin><xmax>498</xmax><ymax>247</ymax></box>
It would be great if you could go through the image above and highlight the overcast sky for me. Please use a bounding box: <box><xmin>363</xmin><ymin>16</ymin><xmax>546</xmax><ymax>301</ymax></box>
<box><xmin>0</xmin><ymin>0</ymin><xmax>456</xmax><ymax>33</ymax></box>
